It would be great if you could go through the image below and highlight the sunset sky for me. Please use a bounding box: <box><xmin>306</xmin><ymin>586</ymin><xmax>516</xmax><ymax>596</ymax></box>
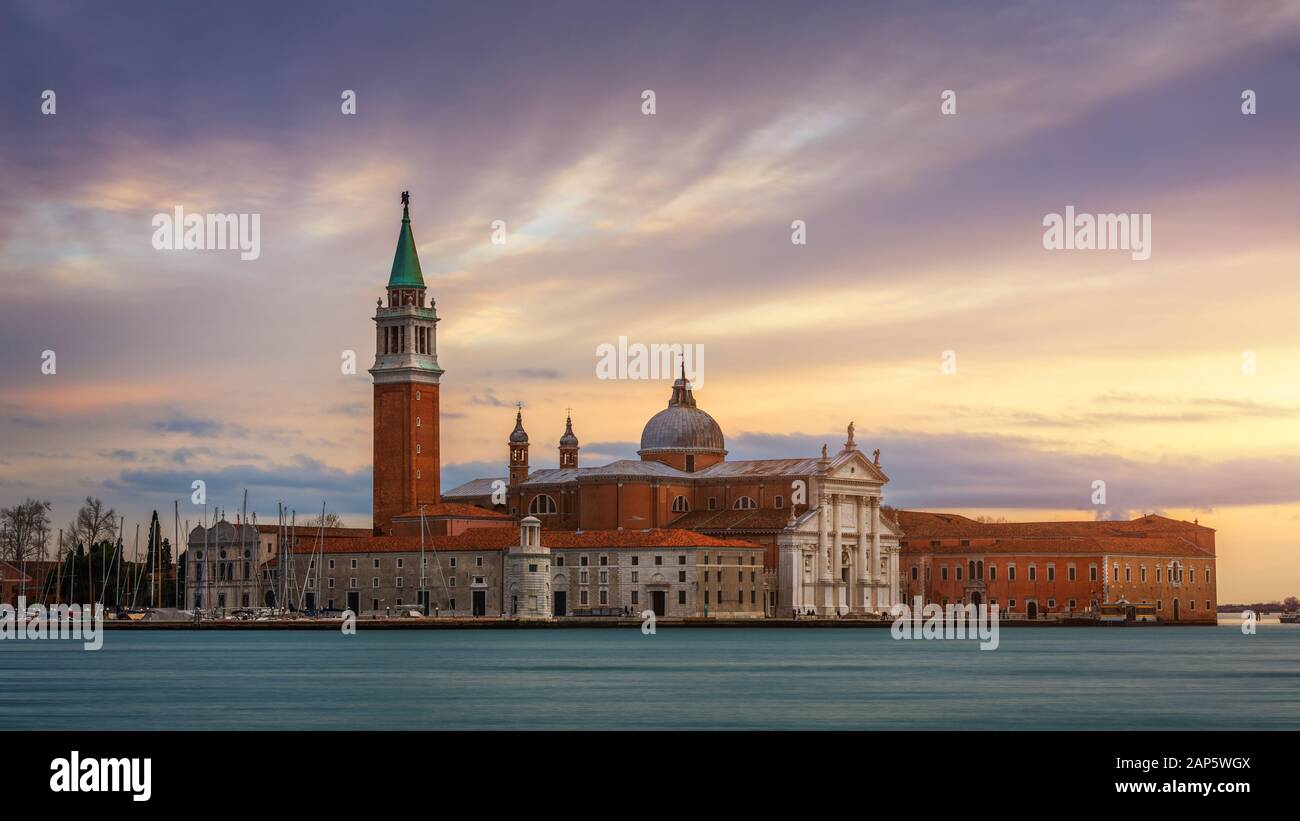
<box><xmin>2</xmin><ymin>1</ymin><xmax>1300</xmax><ymax>601</ymax></box>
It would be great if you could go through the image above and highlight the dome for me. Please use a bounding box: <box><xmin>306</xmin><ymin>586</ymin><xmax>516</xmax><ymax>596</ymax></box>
<box><xmin>638</xmin><ymin>373</ymin><xmax>726</xmax><ymax>456</ymax></box>
<box><xmin>559</xmin><ymin>414</ymin><xmax>579</xmax><ymax>448</ymax></box>
<box><xmin>509</xmin><ymin>410</ymin><xmax>529</xmax><ymax>444</ymax></box>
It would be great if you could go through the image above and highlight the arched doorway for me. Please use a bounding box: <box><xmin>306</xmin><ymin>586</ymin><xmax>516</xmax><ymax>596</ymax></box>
<box><xmin>264</xmin><ymin>590</ymin><xmax>276</xmax><ymax>608</ymax></box>
<box><xmin>1026</xmin><ymin>600</ymin><xmax>1038</xmax><ymax>620</ymax></box>
<box><xmin>970</xmin><ymin>591</ymin><xmax>982</xmax><ymax>607</ymax></box>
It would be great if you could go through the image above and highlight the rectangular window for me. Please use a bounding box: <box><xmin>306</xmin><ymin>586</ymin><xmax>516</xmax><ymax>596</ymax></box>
<box><xmin>580</xmin><ymin>556</ymin><xmax>589</xmax><ymax>566</ymax></box>
<box><xmin>1008</xmin><ymin>565</ymin><xmax>1017</xmax><ymax>581</ymax></box>
<box><xmin>1090</xmin><ymin>565</ymin><xmax>1098</xmax><ymax>581</ymax></box>
<box><xmin>631</xmin><ymin>570</ymin><xmax>639</xmax><ymax>583</ymax></box>
<box><xmin>372</xmin><ymin>578</ymin><xmax>380</xmax><ymax>588</ymax></box>
<box><xmin>708</xmin><ymin>497</ymin><xmax>717</xmax><ymax>510</ymax></box>
<box><xmin>941</xmin><ymin>566</ymin><xmax>949</xmax><ymax>581</ymax></box>
<box><xmin>1028</xmin><ymin>566</ymin><xmax>1037</xmax><ymax>582</ymax></box>
<box><xmin>631</xmin><ymin>556</ymin><xmax>639</xmax><ymax>566</ymax></box>
<box><xmin>373</xmin><ymin>558</ymin><xmax>380</xmax><ymax>569</ymax></box>
<box><xmin>1068</xmin><ymin>566</ymin><xmax>1076</xmax><ymax>582</ymax></box>
<box><xmin>678</xmin><ymin>590</ymin><xmax>686</xmax><ymax>604</ymax></box>
<box><xmin>989</xmin><ymin>564</ymin><xmax>997</xmax><ymax>581</ymax></box>
<box><xmin>329</xmin><ymin>559</ymin><xmax>335</xmax><ymax>570</ymax></box>
<box><xmin>449</xmin><ymin>557</ymin><xmax>457</xmax><ymax>567</ymax></box>
<box><xmin>599</xmin><ymin>590</ymin><xmax>608</xmax><ymax>605</ymax></box>
<box><xmin>580</xmin><ymin>590</ymin><xmax>588</xmax><ymax>605</ymax></box>
<box><xmin>1047</xmin><ymin>565</ymin><xmax>1055</xmax><ymax>582</ymax></box>
<box><xmin>631</xmin><ymin>590</ymin><xmax>639</xmax><ymax>605</ymax></box>
<box><xmin>350</xmin><ymin>559</ymin><xmax>358</xmax><ymax>570</ymax></box>
<box><xmin>654</xmin><ymin>556</ymin><xmax>663</xmax><ymax>566</ymax></box>
<box><xmin>679</xmin><ymin>570</ymin><xmax>687</xmax><ymax>582</ymax></box>
<box><xmin>476</xmin><ymin>556</ymin><xmax>483</xmax><ymax>567</ymax></box>
<box><xmin>349</xmin><ymin>577</ymin><xmax>357</xmax><ymax>588</ymax></box>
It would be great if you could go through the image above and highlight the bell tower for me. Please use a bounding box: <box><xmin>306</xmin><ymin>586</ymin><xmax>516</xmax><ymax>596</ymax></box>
<box><xmin>508</xmin><ymin>408</ymin><xmax>530</xmax><ymax>486</ymax></box>
<box><xmin>371</xmin><ymin>192</ymin><xmax>443</xmax><ymax>534</ymax></box>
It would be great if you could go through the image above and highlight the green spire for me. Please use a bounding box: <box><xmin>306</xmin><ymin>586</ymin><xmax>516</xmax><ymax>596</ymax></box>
<box><xmin>388</xmin><ymin>191</ymin><xmax>425</xmax><ymax>288</ymax></box>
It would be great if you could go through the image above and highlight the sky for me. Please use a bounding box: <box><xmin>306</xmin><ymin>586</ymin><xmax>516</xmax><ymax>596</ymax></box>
<box><xmin>1</xmin><ymin>1</ymin><xmax>1299</xmax><ymax>601</ymax></box>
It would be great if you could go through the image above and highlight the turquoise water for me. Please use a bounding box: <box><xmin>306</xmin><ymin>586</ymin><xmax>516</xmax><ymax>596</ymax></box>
<box><xmin>1</xmin><ymin>626</ymin><xmax>1297</xmax><ymax>730</ymax></box>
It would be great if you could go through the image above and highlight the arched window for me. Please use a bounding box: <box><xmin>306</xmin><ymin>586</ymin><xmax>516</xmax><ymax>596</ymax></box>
<box><xmin>733</xmin><ymin>496</ymin><xmax>757</xmax><ymax>510</ymax></box>
<box><xmin>528</xmin><ymin>494</ymin><xmax>557</xmax><ymax>515</ymax></box>
<box><xmin>671</xmin><ymin>496</ymin><xmax>690</xmax><ymax>513</ymax></box>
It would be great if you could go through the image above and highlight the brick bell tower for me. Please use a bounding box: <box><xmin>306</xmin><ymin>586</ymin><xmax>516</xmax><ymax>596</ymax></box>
<box><xmin>371</xmin><ymin>191</ymin><xmax>443</xmax><ymax>534</ymax></box>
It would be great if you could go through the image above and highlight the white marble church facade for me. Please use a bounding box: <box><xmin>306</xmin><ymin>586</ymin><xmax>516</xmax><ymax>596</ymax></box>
<box><xmin>776</xmin><ymin>441</ymin><xmax>902</xmax><ymax>617</ymax></box>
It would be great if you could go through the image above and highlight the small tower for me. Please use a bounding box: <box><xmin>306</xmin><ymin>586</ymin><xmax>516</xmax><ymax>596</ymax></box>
<box><xmin>505</xmin><ymin>516</ymin><xmax>552</xmax><ymax>620</ymax></box>
<box><xmin>509</xmin><ymin>407</ymin><xmax>530</xmax><ymax>486</ymax></box>
<box><xmin>559</xmin><ymin>412</ymin><xmax>579</xmax><ymax>468</ymax></box>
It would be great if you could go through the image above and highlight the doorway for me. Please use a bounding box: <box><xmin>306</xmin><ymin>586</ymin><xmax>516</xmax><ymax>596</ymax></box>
<box><xmin>970</xmin><ymin>591</ymin><xmax>982</xmax><ymax>607</ymax></box>
<box><xmin>1026</xmin><ymin>600</ymin><xmax>1038</xmax><ymax>620</ymax></box>
<box><xmin>651</xmin><ymin>590</ymin><xmax>666</xmax><ymax>617</ymax></box>
<box><xmin>1172</xmin><ymin>598</ymin><xmax>1180</xmax><ymax>621</ymax></box>
<box><xmin>472</xmin><ymin>590</ymin><xmax>486</xmax><ymax>617</ymax></box>
<box><xmin>304</xmin><ymin>592</ymin><xmax>315</xmax><ymax>611</ymax></box>
<box><xmin>346</xmin><ymin>590</ymin><xmax>359</xmax><ymax>614</ymax></box>
<box><xmin>553</xmin><ymin>591</ymin><xmax>567</xmax><ymax>616</ymax></box>
<box><xmin>418</xmin><ymin>589</ymin><xmax>430</xmax><ymax>616</ymax></box>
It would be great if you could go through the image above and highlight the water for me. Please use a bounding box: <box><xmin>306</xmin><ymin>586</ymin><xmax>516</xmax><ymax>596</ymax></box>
<box><xmin>1</xmin><ymin>626</ymin><xmax>1297</xmax><ymax>730</ymax></box>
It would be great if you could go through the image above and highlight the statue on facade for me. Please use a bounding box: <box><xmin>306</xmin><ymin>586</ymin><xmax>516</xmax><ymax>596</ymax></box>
<box><xmin>872</xmin><ymin>448</ymin><xmax>880</xmax><ymax>466</ymax></box>
<box><xmin>821</xmin><ymin>443</ymin><xmax>829</xmax><ymax>460</ymax></box>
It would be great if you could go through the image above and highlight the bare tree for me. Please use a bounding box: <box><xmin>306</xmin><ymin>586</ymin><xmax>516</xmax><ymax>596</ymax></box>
<box><xmin>0</xmin><ymin>498</ymin><xmax>53</xmax><ymax>563</ymax></box>
<box><xmin>66</xmin><ymin>496</ymin><xmax>117</xmax><ymax>550</ymax></box>
<box><xmin>305</xmin><ymin>511</ymin><xmax>345</xmax><ymax>529</ymax></box>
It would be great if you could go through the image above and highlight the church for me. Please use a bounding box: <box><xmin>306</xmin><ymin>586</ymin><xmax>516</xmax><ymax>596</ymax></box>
<box><xmin>368</xmin><ymin>194</ymin><xmax>903</xmax><ymax>617</ymax></box>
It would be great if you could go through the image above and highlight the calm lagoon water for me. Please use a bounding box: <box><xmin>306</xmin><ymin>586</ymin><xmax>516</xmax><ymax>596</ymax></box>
<box><xmin>2</xmin><ymin>626</ymin><xmax>1297</xmax><ymax>730</ymax></box>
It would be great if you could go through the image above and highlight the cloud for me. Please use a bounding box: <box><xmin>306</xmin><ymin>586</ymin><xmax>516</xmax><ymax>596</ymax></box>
<box><xmin>727</xmin><ymin>430</ymin><xmax>1300</xmax><ymax>513</ymax></box>
<box><xmin>151</xmin><ymin>415</ymin><xmax>227</xmax><ymax>438</ymax></box>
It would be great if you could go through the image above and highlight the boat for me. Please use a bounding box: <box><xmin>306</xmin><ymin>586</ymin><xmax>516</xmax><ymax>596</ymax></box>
<box><xmin>1279</xmin><ymin>611</ymin><xmax>1300</xmax><ymax>624</ymax></box>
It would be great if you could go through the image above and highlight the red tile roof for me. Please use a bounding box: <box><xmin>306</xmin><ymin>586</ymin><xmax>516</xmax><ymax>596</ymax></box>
<box><xmin>892</xmin><ymin>510</ymin><xmax>1213</xmax><ymax>539</ymax></box>
<box><xmin>392</xmin><ymin>503</ymin><xmax>509</xmax><ymax>520</ymax></box>
<box><xmin>904</xmin><ymin>535</ymin><xmax>1212</xmax><ymax>558</ymax></box>
<box><xmin>277</xmin><ymin>526</ymin><xmax>759</xmax><ymax>556</ymax></box>
<box><xmin>669</xmin><ymin>508</ymin><xmax>795</xmax><ymax>532</ymax></box>
<box><xmin>254</xmin><ymin>524</ymin><xmax>373</xmax><ymax>538</ymax></box>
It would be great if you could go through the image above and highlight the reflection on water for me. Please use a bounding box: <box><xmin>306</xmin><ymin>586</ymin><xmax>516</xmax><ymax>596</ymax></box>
<box><xmin>1</xmin><ymin>626</ymin><xmax>1297</xmax><ymax>730</ymax></box>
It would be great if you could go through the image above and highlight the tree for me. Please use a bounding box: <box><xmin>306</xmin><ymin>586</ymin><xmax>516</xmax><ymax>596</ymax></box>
<box><xmin>67</xmin><ymin>497</ymin><xmax>117</xmax><ymax>552</ymax></box>
<box><xmin>1284</xmin><ymin>596</ymin><xmax>1299</xmax><ymax>611</ymax></box>
<box><xmin>0</xmin><ymin>498</ymin><xmax>53</xmax><ymax>563</ymax></box>
<box><xmin>305</xmin><ymin>511</ymin><xmax>345</xmax><ymax>529</ymax></box>
<box><xmin>66</xmin><ymin>497</ymin><xmax>117</xmax><ymax>605</ymax></box>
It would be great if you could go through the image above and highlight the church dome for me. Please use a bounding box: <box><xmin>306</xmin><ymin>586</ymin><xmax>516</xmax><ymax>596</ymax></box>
<box><xmin>559</xmin><ymin>414</ymin><xmax>579</xmax><ymax>448</ymax></box>
<box><xmin>509</xmin><ymin>410</ymin><xmax>529</xmax><ymax>444</ymax></box>
<box><xmin>638</xmin><ymin>371</ymin><xmax>726</xmax><ymax>456</ymax></box>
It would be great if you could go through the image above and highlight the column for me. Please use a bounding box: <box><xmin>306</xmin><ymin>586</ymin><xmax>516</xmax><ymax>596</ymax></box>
<box><xmin>870</xmin><ymin>497</ymin><xmax>882</xmax><ymax>611</ymax></box>
<box><xmin>831</xmin><ymin>493</ymin><xmax>842</xmax><ymax>612</ymax></box>
<box><xmin>856</xmin><ymin>496</ymin><xmax>868</xmax><ymax>611</ymax></box>
<box><xmin>816</xmin><ymin>497</ymin><xmax>831</xmax><ymax>583</ymax></box>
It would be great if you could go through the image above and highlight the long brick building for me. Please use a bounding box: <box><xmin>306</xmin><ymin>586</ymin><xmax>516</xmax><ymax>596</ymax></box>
<box><xmin>895</xmin><ymin>511</ymin><xmax>1217</xmax><ymax>623</ymax></box>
